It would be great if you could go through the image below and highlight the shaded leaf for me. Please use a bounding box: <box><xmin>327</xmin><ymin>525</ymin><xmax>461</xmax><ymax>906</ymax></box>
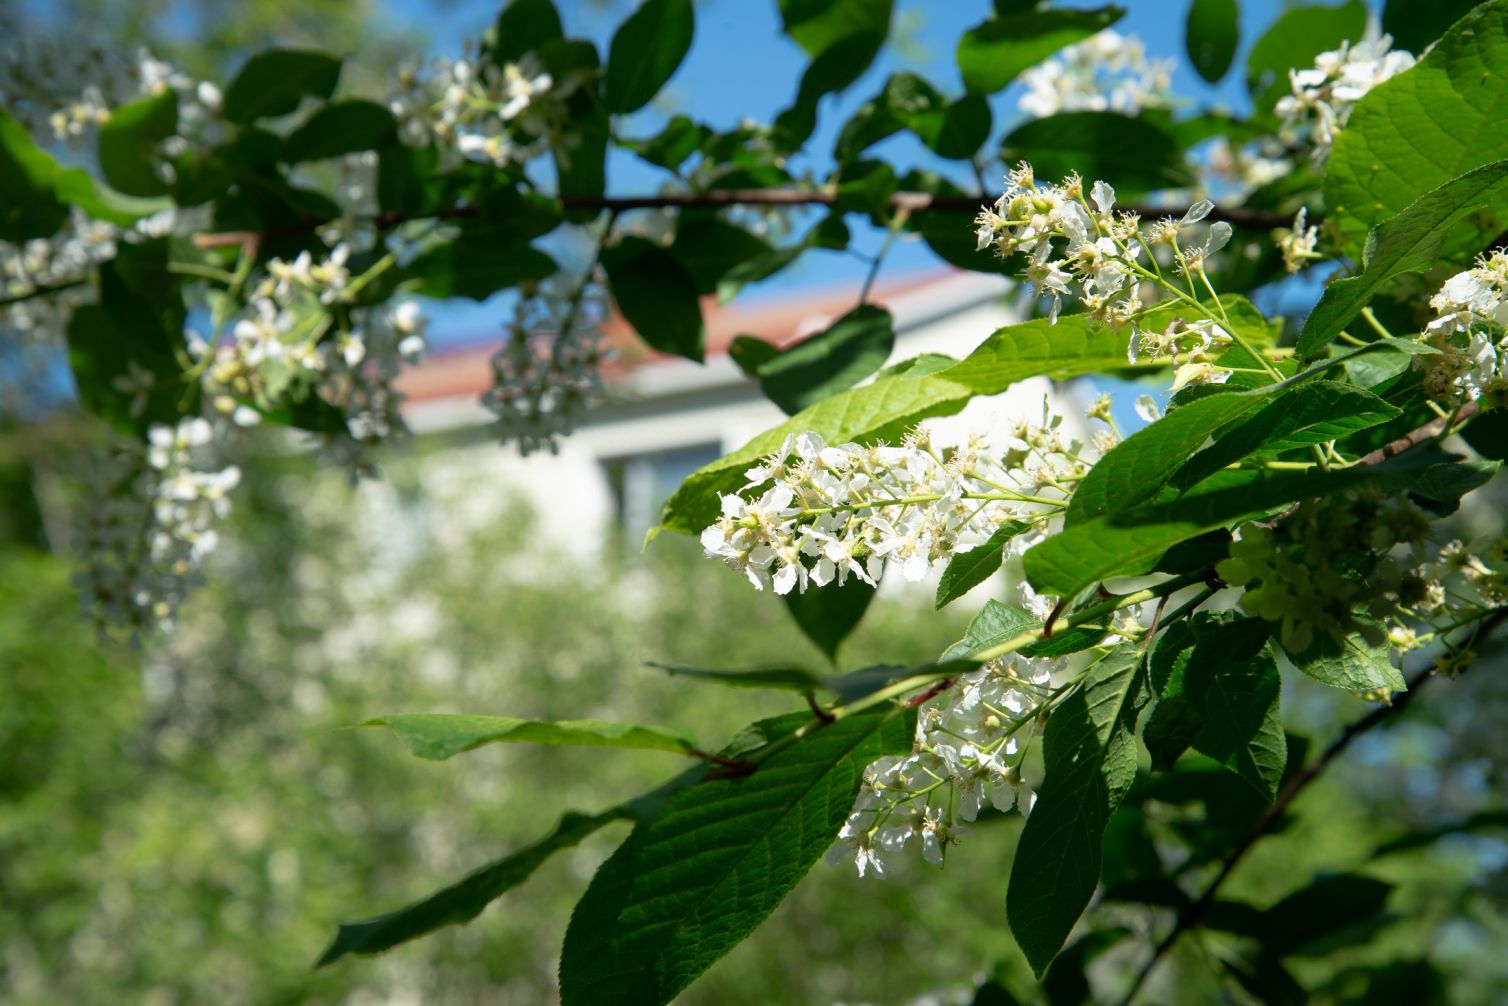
<box><xmin>602</xmin><ymin>235</ymin><xmax>704</xmax><ymax>361</ymax></box>
<box><xmin>670</xmin><ymin>218</ymin><xmax>773</xmax><ymax>295</ymax></box>
<box><xmin>97</xmin><ymin>90</ymin><xmax>177</xmax><ymax>197</ymax></box>
<box><xmin>1186</xmin><ymin>0</ymin><xmax>1240</xmax><ymax>83</ymax></box>
<box><xmin>783</xmin><ymin>575</ymin><xmax>877</xmax><ymax>663</ymax></box>
<box><xmin>223</xmin><ymin>49</ymin><xmax>342</xmax><ymax>124</ymax></box>
<box><xmin>958</xmin><ymin>6</ymin><xmax>1126</xmax><ymax>94</ymax></box>
<box><xmin>366</xmin><ymin>713</ymin><xmax>698</xmax><ymax>760</ymax></box>
<box><xmin>757</xmin><ymin>304</ymin><xmax>895</xmax><ymax>415</ymax></box>
<box><xmin>606</xmin><ymin>0</ymin><xmax>695</xmax><ymax>114</ymax></box>
<box><xmin>558</xmin><ymin>706</ymin><xmax>914</xmax><ymax>1005</ymax></box>
<box><xmin>490</xmin><ymin>0</ymin><xmax>564</xmax><ymax>66</ymax></box>
<box><xmin>283</xmin><ymin>100</ymin><xmax>397</xmax><ymax>162</ymax></box>
<box><xmin>1000</xmin><ymin>112</ymin><xmax>1193</xmax><ymax>196</ymax></box>
<box><xmin>1282</xmin><ymin>629</ymin><xmax>1406</xmax><ymax>692</ymax></box>
<box><xmin>1382</xmin><ymin>0</ymin><xmax>1480</xmax><ymax>53</ymax></box>
<box><xmin>1007</xmin><ymin>649</ymin><xmax>1145</xmax><ymax>975</ymax></box>
<box><xmin>935</xmin><ymin>522</ymin><xmax>1031</xmax><ymax>609</ymax></box>
<box><xmin>0</xmin><ymin>110</ymin><xmax>68</xmax><ymax>240</ymax></box>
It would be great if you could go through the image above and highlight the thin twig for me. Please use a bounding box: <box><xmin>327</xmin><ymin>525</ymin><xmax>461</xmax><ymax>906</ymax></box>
<box><xmin>1116</xmin><ymin>606</ymin><xmax>1508</xmax><ymax>1006</ymax></box>
<box><xmin>1359</xmin><ymin>399</ymin><xmax>1481</xmax><ymax>466</ymax></box>
<box><xmin>191</xmin><ymin>189</ymin><xmax>1295</xmax><ymax>250</ymax></box>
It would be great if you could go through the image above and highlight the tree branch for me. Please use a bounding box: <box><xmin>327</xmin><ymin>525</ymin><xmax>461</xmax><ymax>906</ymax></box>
<box><xmin>1116</xmin><ymin>605</ymin><xmax>1508</xmax><ymax>1006</ymax></box>
<box><xmin>191</xmin><ymin>189</ymin><xmax>1295</xmax><ymax>250</ymax></box>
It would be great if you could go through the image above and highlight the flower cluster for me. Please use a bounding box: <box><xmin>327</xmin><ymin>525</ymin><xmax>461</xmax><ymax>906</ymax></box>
<box><xmin>701</xmin><ymin>422</ymin><xmax>1087</xmax><ymax>595</ymax></box>
<box><xmin>975</xmin><ymin>163</ymin><xmax>1236</xmax><ymax>378</ymax></box>
<box><xmin>1018</xmin><ymin>30</ymin><xmax>1174</xmax><ymax>119</ymax></box>
<box><xmin>1217</xmin><ymin>491</ymin><xmax>1506</xmax><ymax>657</ymax></box>
<box><xmin>484</xmin><ymin>281</ymin><xmax>609</xmax><ymax>455</ymax></box>
<box><xmin>386</xmin><ymin>50</ymin><xmax>570</xmax><ymax>169</ymax></box>
<box><xmin>1276</xmin><ymin>35</ymin><xmax>1415</xmax><ymax>160</ymax></box>
<box><xmin>197</xmin><ymin>245</ymin><xmax>428</xmax><ymax>442</ymax></box>
<box><xmin>828</xmin><ymin>647</ymin><xmax>1061</xmax><ymax>877</ymax></box>
<box><xmin>1420</xmin><ymin>251</ymin><xmax>1508</xmax><ymax>404</ymax></box>
<box><xmin>75</xmin><ymin>417</ymin><xmax>241</xmax><ymax>635</ymax></box>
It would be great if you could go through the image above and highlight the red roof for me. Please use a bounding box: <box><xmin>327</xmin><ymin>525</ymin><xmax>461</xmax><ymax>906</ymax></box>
<box><xmin>396</xmin><ymin>269</ymin><xmax>956</xmax><ymax>406</ymax></box>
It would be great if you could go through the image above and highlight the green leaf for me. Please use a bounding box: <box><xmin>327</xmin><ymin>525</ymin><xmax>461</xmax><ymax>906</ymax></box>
<box><xmin>366</xmin><ymin>714</ymin><xmax>699</xmax><ymax>760</ymax></box>
<box><xmin>835</xmin><ymin>74</ymin><xmax>993</xmax><ymax>162</ymax></box>
<box><xmin>0</xmin><ymin>110</ymin><xmax>68</xmax><ymax>241</ymax></box>
<box><xmin>940</xmin><ymin>599</ymin><xmax>1039</xmax><ymax>660</ymax></box>
<box><xmin>1300</xmin><ymin>159</ymin><xmax>1508</xmax><ymax>358</ymax></box>
<box><xmin>542</xmin><ymin>40</ymin><xmax>609</xmax><ymax>212</ymax></box>
<box><xmin>1382</xmin><ymin>0</ymin><xmax>1480</xmax><ymax>54</ymax></box>
<box><xmin>1068</xmin><ymin>389</ymin><xmax>1270</xmax><ymax>525</ymax></box>
<box><xmin>658</xmin><ymin>371</ymin><xmax>974</xmax><ymax>534</ymax></box>
<box><xmin>1025</xmin><ymin>451</ymin><xmax>1456</xmax><ymax>597</ymax></box>
<box><xmin>909</xmin><ymin>93</ymin><xmax>993</xmax><ymax>160</ymax></box>
<box><xmin>999</xmin><ymin>112</ymin><xmax>1193</xmax><ymax>195</ymax></box>
<box><xmin>957</xmin><ymin>6</ymin><xmax>1126</xmax><ymax>95</ymax></box>
<box><xmin>97</xmin><ymin>91</ymin><xmax>178</xmax><ymax>197</ymax></box>
<box><xmin>606</xmin><ymin>0</ymin><xmax>695</xmax><ymax>114</ymax></box>
<box><xmin>936</xmin><ymin>522</ymin><xmax>1031</xmax><ymax>609</ymax></box>
<box><xmin>942</xmin><ymin>306</ymin><xmax>1155</xmax><ymax>394</ymax></box>
<box><xmin>1007</xmin><ymin>649</ymin><xmax>1146</xmax><ymax>975</ymax></box>
<box><xmin>65</xmin><ymin>256</ymin><xmax>192</xmax><ymax>436</ymax></box>
<box><xmin>1462</xmin><ymin>407</ymin><xmax>1508</xmax><ymax>460</ymax></box>
<box><xmin>1171</xmin><ymin>381</ymin><xmax>1402</xmax><ymax>489</ymax></box>
<box><xmin>623</xmin><ymin>115</ymin><xmax>710</xmax><ymax>171</ymax></box>
<box><xmin>376</xmin><ymin>144</ymin><xmax>443</xmax><ymax>215</ymax></box>
<box><xmin>601</xmin><ymin>235</ymin><xmax>704</xmax><ymax>362</ymax></box>
<box><xmin>783</xmin><ymin>576</ymin><xmax>877</xmax><ymax>663</ymax></box>
<box><xmin>1245</xmin><ymin>1</ymin><xmax>1366</xmax><ymax>114</ymax></box>
<box><xmin>318</xmin><ymin>807</ymin><xmax>634</xmax><ymax>965</ymax></box>
<box><xmin>756</xmin><ymin>304</ymin><xmax>895</xmax><ymax>415</ymax></box>
<box><xmin>1326</xmin><ymin>2</ymin><xmax>1508</xmax><ymax>257</ymax></box>
<box><xmin>407</xmin><ymin>237</ymin><xmax>556</xmax><ymax>300</ymax></box>
<box><xmin>558</xmin><ymin>706</ymin><xmax>915</xmax><ymax>1005</ymax></box>
<box><xmin>53</xmin><ymin>168</ymin><xmax>172</xmax><ymax>226</ymax></box>
<box><xmin>282</xmin><ymin>100</ymin><xmax>397</xmax><ymax>162</ymax></box>
<box><xmin>1188</xmin><ymin>651</ymin><xmax>1286</xmax><ymax>800</ymax></box>
<box><xmin>1186</xmin><ymin>0</ymin><xmax>1240</xmax><ymax>83</ymax></box>
<box><xmin>490</xmin><ymin>0</ymin><xmax>564</xmax><ymax>66</ymax></box>
<box><xmin>670</xmin><ymin>218</ymin><xmax>773</xmax><ymax>296</ymax></box>
<box><xmin>222</xmin><ymin>49</ymin><xmax>342</xmax><ymax>124</ymax></box>
<box><xmin>1282</xmin><ymin>629</ymin><xmax>1406</xmax><ymax>692</ymax></box>
<box><xmin>1150</xmin><ymin>615</ymin><xmax>1286</xmax><ymax>799</ymax></box>
<box><xmin>728</xmin><ymin>335</ymin><xmax>779</xmax><ymax>378</ymax></box>
<box><xmin>653</xmin><ymin>663</ymin><xmax>827</xmax><ymax>692</ymax></box>
<box><xmin>779</xmin><ymin>0</ymin><xmax>892</xmax><ymax>57</ymax></box>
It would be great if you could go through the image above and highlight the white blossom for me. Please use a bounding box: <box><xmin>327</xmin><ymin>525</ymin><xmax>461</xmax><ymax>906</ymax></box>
<box><xmin>1419</xmin><ymin>251</ymin><xmax>1508</xmax><ymax>403</ymax></box>
<box><xmin>828</xmin><ymin>636</ymin><xmax>1060</xmax><ymax>878</ymax></box>
<box><xmin>1276</xmin><ymin>35</ymin><xmax>1416</xmax><ymax>161</ymax></box>
<box><xmin>1018</xmin><ymin>31</ymin><xmax>1174</xmax><ymax>118</ymax></box>
<box><xmin>703</xmin><ymin>422</ymin><xmax>1090</xmax><ymax>595</ymax></box>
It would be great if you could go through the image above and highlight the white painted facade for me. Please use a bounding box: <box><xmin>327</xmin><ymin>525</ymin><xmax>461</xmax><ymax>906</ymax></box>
<box><xmin>399</xmin><ymin>271</ymin><xmax>1090</xmax><ymax>555</ymax></box>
